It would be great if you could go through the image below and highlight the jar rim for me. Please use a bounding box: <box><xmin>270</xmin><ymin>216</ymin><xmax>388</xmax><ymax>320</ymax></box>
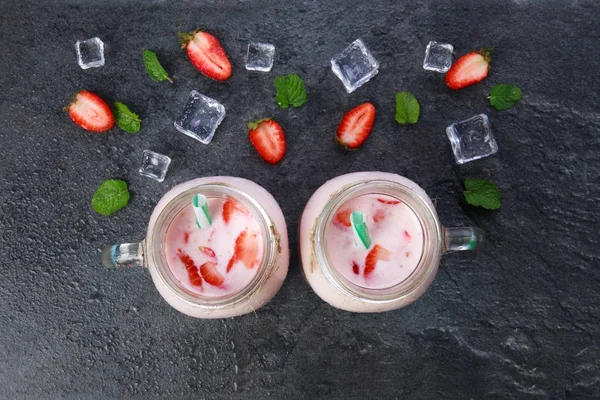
<box><xmin>313</xmin><ymin>179</ymin><xmax>443</xmax><ymax>304</ymax></box>
<box><xmin>147</xmin><ymin>183</ymin><xmax>278</xmax><ymax>309</ymax></box>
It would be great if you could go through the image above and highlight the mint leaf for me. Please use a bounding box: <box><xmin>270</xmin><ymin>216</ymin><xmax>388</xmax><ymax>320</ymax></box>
<box><xmin>489</xmin><ymin>84</ymin><xmax>522</xmax><ymax>110</ymax></box>
<box><xmin>275</xmin><ymin>74</ymin><xmax>307</xmax><ymax>108</ymax></box>
<box><xmin>142</xmin><ymin>50</ymin><xmax>172</xmax><ymax>83</ymax></box>
<box><xmin>464</xmin><ymin>178</ymin><xmax>501</xmax><ymax>210</ymax></box>
<box><xmin>113</xmin><ymin>102</ymin><xmax>141</xmax><ymax>133</ymax></box>
<box><xmin>395</xmin><ymin>92</ymin><xmax>420</xmax><ymax>124</ymax></box>
<box><xmin>92</xmin><ymin>179</ymin><xmax>130</xmax><ymax>216</ymax></box>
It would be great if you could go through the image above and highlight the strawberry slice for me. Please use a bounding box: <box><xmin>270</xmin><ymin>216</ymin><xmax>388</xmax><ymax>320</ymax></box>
<box><xmin>222</xmin><ymin>199</ymin><xmax>249</xmax><ymax>224</ymax></box>
<box><xmin>364</xmin><ymin>245</ymin><xmax>392</xmax><ymax>277</ymax></box>
<box><xmin>377</xmin><ymin>198</ymin><xmax>400</xmax><ymax>205</ymax></box>
<box><xmin>372</xmin><ymin>209</ymin><xmax>386</xmax><ymax>223</ymax></box>
<box><xmin>200</xmin><ymin>261</ymin><xmax>225</xmax><ymax>287</ymax></box>
<box><xmin>177</xmin><ymin>249</ymin><xmax>203</xmax><ymax>288</ymax></box>
<box><xmin>333</xmin><ymin>209</ymin><xmax>352</xmax><ymax>228</ymax></box>
<box><xmin>445</xmin><ymin>49</ymin><xmax>492</xmax><ymax>90</ymax></box>
<box><xmin>227</xmin><ymin>230</ymin><xmax>260</xmax><ymax>272</ymax></box>
<box><xmin>335</xmin><ymin>102</ymin><xmax>376</xmax><ymax>149</ymax></box>
<box><xmin>179</xmin><ymin>30</ymin><xmax>232</xmax><ymax>81</ymax></box>
<box><xmin>248</xmin><ymin>119</ymin><xmax>286</xmax><ymax>164</ymax></box>
<box><xmin>66</xmin><ymin>90</ymin><xmax>114</xmax><ymax>132</ymax></box>
<box><xmin>198</xmin><ymin>246</ymin><xmax>217</xmax><ymax>260</ymax></box>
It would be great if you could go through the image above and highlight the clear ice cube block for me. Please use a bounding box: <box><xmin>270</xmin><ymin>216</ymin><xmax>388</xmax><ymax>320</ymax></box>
<box><xmin>423</xmin><ymin>41</ymin><xmax>454</xmax><ymax>73</ymax></box>
<box><xmin>446</xmin><ymin>114</ymin><xmax>498</xmax><ymax>164</ymax></box>
<box><xmin>174</xmin><ymin>91</ymin><xmax>226</xmax><ymax>145</ymax></box>
<box><xmin>246</xmin><ymin>42</ymin><xmax>275</xmax><ymax>72</ymax></box>
<box><xmin>139</xmin><ymin>150</ymin><xmax>171</xmax><ymax>182</ymax></box>
<box><xmin>330</xmin><ymin>39</ymin><xmax>379</xmax><ymax>93</ymax></box>
<box><xmin>75</xmin><ymin>37</ymin><xmax>105</xmax><ymax>69</ymax></box>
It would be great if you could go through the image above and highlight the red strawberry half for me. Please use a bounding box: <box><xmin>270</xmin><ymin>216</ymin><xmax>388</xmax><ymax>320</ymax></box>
<box><xmin>364</xmin><ymin>245</ymin><xmax>392</xmax><ymax>277</ymax></box>
<box><xmin>222</xmin><ymin>198</ymin><xmax>249</xmax><ymax>225</ymax></box>
<box><xmin>248</xmin><ymin>119</ymin><xmax>286</xmax><ymax>164</ymax></box>
<box><xmin>227</xmin><ymin>230</ymin><xmax>260</xmax><ymax>272</ymax></box>
<box><xmin>177</xmin><ymin>249</ymin><xmax>203</xmax><ymax>288</ymax></box>
<box><xmin>67</xmin><ymin>90</ymin><xmax>114</xmax><ymax>132</ymax></box>
<box><xmin>200</xmin><ymin>261</ymin><xmax>225</xmax><ymax>287</ymax></box>
<box><xmin>335</xmin><ymin>102</ymin><xmax>376</xmax><ymax>149</ymax></box>
<box><xmin>445</xmin><ymin>49</ymin><xmax>492</xmax><ymax>90</ymax></box>
<box><xmin>333</xmin><ymin>209</ymin><xmax>352</xmax><ymax>228</ymax></box>
<box><xmin>179</xmin><ymin>30</ymin><xmax>232</xmax><ymax>81</ymax></box>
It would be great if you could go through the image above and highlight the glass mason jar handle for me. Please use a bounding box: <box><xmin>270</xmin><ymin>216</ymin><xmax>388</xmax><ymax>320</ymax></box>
<box><xmin>443</xmin><ymin>227</ymin><xmax>484</xmax><ymax>252</ymax></box>
<box><xmin>102</xmin><ymin>242</ymin><xmax>146</xmax><ymax>268</ymax></box>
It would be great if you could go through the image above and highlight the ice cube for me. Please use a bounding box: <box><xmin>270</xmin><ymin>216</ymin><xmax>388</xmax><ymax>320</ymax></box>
<box><xmin>75</xmin><ymin>37</ymin><xmax>105</xmax><ymax>69</ymax></box>
<box><xmin>423</xmin><ymin>41</ymin><xmax>453</xmax><ymax>73</ymax></box>
<box><xmin>446</xmin><ymin>114</ymin><xmax>498</xmax><ymax>164</ymax></box>
<box><xmin>246</xmin><ymin>42</ymin><xmax>275</xmax><ymax>72</ymax></box>
<box><xmin>330</xmin><ymin>39</ymin><xmax>379</xmax><ymax>93</ymax></box>
<box><xmin>174</xmin><ymin>91</ymin><xmax>226</xmax><ymax>145</ymax></box>
<box><xmin>139</xmin><ymin>150</ymin><xmax>171</xmax><ymax>182</ymax></box>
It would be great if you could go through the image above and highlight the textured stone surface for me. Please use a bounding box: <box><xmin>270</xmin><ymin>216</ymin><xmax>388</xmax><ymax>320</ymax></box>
<box><xmin>1</xmin><ymin>0</ymin><xmax>599</xmax><ymax>398</ymax></box>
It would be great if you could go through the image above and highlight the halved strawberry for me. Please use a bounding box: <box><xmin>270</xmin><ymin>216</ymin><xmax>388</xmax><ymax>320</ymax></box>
<box><xmin>377</xmin><ymin>198</ymin><xmax>400</xmax><ymax>205</ymax></box>
<box><xmin>364</xmin><ymin>245</ymin><xmax>392</xmax><ymax>277</ymax></box>
<box><xmin>66</xmin><ymin>90</ymin><xmax>114</xmax><ymax>132</ymax></box>
<box><xmin>335</xmin><ymin>102</ymin><xmax>376</xmax><ymax>149</ymax></box>
<box><xmin>248</xmin><ymin>119</ymin><xmax>286</xmax><ymax>164</ymax></box>
<box><xmin>179</xmin><ymin>30</ymin><xmax>232</xmax><ymax>81</ymax></box>
<box><xmin>177</xmin><ymin>249</ymin><xmax>203</xmax><ymax>288</ymax></box>
<box><xmin>227</xmin><ymin>230</ymin><xmax>260</xmax><ymax>272</ymax></box>
<box><xmin>222</xmin><ymin>198</ymin><xmax>249</xmax><ymax>224</ymax></box>
<box><xmin>198</xmin><ymin>246</ymin><xmax>217</xmax><ymax>260</ymax></box>
<box><xmin>200</xmin><ymin>261</ymin><xmax>225</xmax><ymax>287</ymax></box>
<box><xmin>445</xmin><ymin>49</ymin><xmax>492</xmax><ymax>90</ymax></box>
<box><xmin>333</xmin><ymin>209</ymin><xmax>352</xmax><ymax>228</ymax></box>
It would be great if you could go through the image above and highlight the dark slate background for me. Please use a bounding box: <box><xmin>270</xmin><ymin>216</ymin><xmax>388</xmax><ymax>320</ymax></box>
<box><xmin>1</xmin><ymin>0</ymin><xmax>599</xmax><ymax>398</ymax></box>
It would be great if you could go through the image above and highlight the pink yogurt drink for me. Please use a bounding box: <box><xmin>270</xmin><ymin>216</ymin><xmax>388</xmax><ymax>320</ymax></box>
<box><xmin>326</xmin><ymin>194</ymin><xmax>424</xmax><ymax>290</ymax></box>
<box><xmin>104</xmin><ymin>176</ymin><xmax>289</xmax><ymax>319</ymax></box>
<box><xmin>300</xmin><ymin>172</ymin><xmax>483</xmax><ymax>313</ymax></box>
<box><xmin>165</xmin><ymin>197</ymin><xmax>264</xmax><ymax>297</ymax></box>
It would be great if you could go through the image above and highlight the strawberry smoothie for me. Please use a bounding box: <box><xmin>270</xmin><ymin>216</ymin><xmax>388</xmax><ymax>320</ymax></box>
<box><xmin>144</xmin><ymin>176</ymin><xmax>289</xmax><ymax>318</ymax></box>
<box><xmin>327</xmin><ymin>194</ymin><xmax>424</xmax><ymax>289</ymax></box>
<box><xmin>165</xmin><ymin>197</ymin><xmax>263</xmax><ymax>297</ymax></box>
<box><xmin>300</xmin><ymin>172</ymin><xmax>443</xmax><ymax>313</ymax></box>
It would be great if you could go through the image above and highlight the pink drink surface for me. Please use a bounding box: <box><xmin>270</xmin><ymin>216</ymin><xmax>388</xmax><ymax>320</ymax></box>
<box><xmin>165</xmin><ymin>197</ymin><xmax>264</xmax><ymax>297</ymax></box>
<box><xmin>326</xmin><ymin>194</ymin><xmax>424</xmax><ymax>289</ymax></box>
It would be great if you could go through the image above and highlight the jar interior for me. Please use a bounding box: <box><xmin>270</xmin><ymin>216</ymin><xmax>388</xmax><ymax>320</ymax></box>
<box><xmin>149</xmin><ymin>184</ymin><xmax>277</xmax><ymax>309</ymax></box>
<box><xmin>324</xmin><ymin>192</ymin><xmax>426</xmax><ymax>290</ymax></box>
<box><xmin>315</xmin><ymin>180</ymin><xmax>442</xmax><ymax>303</ymax></box>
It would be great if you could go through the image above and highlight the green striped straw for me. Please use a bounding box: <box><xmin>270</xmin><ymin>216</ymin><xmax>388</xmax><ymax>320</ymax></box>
<box><xmin>192</xmin><ymin>194</ymin><xmax>212</xmax><ymax>229</ymax></box>
<box><xmin>350</xmin><ymin>211</ymin><xmax>371</xmax><ymax>249</ymax></box>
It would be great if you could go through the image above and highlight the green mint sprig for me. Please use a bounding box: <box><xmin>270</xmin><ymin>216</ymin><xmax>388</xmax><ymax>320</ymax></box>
<box><xmin>113</xmin><ymin>102</ymin><xmax>141</xmax><ymax>133</ymax></box>
<box><xmin>489</xmin><ymin>84</ymin><xmax>522</xmax><ymax>110</ymax></box>
<box><xmin>142</xmin><ymin>50</ymin><xmax>172</xmax><ymax>83</ymax></box>
<box><xmin>275</xmin><ymin>74</ymin><xmax>307</xmax><ymax>108</ymax></box>
<box><xmin>92</xmin><ymin>179</ymin><xmax>130</xmax><ymax>216</ymax></box>
<box><xmin>464</xmin><ymin>178</ymin><xmax>501</xmax><ymax>210</ymax></box>
<box><xmin>395</xmin><ymin>92</ymin><xmax>420</xmax><ymax>124</ymax></box>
